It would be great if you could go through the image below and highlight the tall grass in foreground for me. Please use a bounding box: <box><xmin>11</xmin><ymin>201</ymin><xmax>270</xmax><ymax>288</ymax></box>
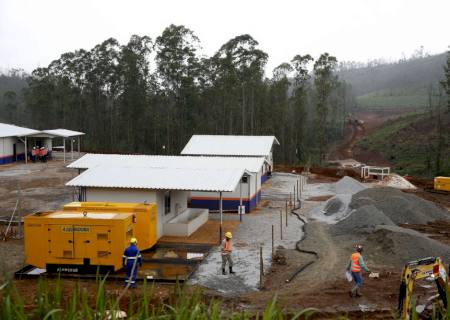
<box><xmin>0</xmin><ymin>276</ymin><xmax>317</xmax><ymax>319</ymax></box>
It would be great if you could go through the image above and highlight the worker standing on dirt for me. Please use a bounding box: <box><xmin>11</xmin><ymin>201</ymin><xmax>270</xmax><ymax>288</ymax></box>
<box><xmin>347</xmin><ymin>244</ymin><xmax>370</xmax><ymax>297</ymax></box>
<box><xmin>221</xmin><ymin>232</ymin><xmax>235</xmax><ymax>275</ymax></box>
<box><xmin>122</xmin><ymin>238</ymin><xmax>142</xmax><ymax>288</ymax></box>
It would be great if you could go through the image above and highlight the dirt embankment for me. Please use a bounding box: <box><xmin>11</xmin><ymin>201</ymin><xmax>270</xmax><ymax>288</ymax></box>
<box><xmin>329</xmin><ymin>108</ymin><xmax>416</xmax><ymax>165</ymax></box>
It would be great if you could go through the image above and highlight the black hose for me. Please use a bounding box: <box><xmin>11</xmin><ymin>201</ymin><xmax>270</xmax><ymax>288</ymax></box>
<box><xmin>285</xmin><ymin>261</ymin><xmax>315</xmax><ymax>283</ymax></box>
<box><xmin>283</xmin><ymin>200</ymin><xmax>319</xmax><ymax>282</ymax></box>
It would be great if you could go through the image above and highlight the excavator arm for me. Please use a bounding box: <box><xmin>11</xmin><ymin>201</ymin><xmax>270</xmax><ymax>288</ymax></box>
<box><xmin>398</xmin><ymin>256</ymin><xmax>447</xmax><ymax>320</ymax></box>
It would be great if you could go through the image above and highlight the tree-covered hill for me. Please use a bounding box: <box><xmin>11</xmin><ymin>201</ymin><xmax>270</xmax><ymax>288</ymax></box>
<box><xmin>337</xmin><ymin>52</ymin><xmax>446</xmax><ymax>96</ymax></box>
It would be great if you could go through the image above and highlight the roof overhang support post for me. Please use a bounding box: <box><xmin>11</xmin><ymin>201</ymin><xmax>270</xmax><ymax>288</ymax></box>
<box><xmin>24</xmin><ymin>136</ymin><xmax>27</xmax><ymax>164</ymax></box>
<box><xmin>63</xmin><ymin>138</ymin><xmax>66</xmax><ymax>163</ymax></box>
<box><xmin>71</xmin><ymin>137</ymin><xmax>74</xmax><ymax>161</ymax></box>
<box><xmin>77</xmin><ymin>136</ymin><xmax>80</xmax><ymax>157</ymax></box>
<box><xmin>248</xmin><ymin>177</ymin><xmax>251</xmax><ymax>212</ymax></box>
<box><xmin>239</xmin><ymin>177</ymin><xmax>243</xmax><ymax>222</ymax></box>
<box><xmin>255</xmin><ymin>172</ymin><xmax>258</xmax><ymax>204</ymax></box>
<box><xmin>219</xmin><ymin>191</ymin><xmax>223</xmax><ymax>244</ymax></box>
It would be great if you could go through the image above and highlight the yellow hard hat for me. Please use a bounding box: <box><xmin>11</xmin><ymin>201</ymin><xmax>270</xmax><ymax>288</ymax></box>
<box><xmin>130</xmin><ymin>237</ymin><xmax>138</xmax><ymax>244</ymax></box>
<box><xmin>225</xmin><ymin>232</ymin><xmax>232</xmax><ymax>239</ymax></box>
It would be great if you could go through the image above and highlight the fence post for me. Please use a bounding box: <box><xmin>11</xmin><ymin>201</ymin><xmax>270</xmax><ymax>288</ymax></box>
<box><xmin>260</xmin><ymin>245</ymin><xmax>264</xmax><ymax>289</ymax></box>
<box><xmin>271</xmin><ymin>225</ymin><xmax>274</xmax><ymax>257</ymax></box>
<box><xmin>285</xmin><ymin>205</ymin><xmax>288</xmax><ymax>227</ymax></box>
<box><xmin>280</xmin><ymin>209</ymin><xmax>283</xmax><ymax>240</ymax></box>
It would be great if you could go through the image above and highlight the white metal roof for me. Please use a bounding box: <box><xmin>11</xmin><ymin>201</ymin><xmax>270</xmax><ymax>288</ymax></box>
<box><xmin>66</xmin><ymin>166</ymin><xmax>245</xmax><ymax>192</ymax></box>
<box><xmin>180</xmin><ymin>135</ymin><xmax>280</xmax><ymax>157</ymax></box>
<box><xmin>43</xmin><ymin>129</ymin><xmax>85</xmax><ymax>138</ymax></box>
<box><xmin>68</xmin><ymin>154</ymin><xmax>266</xmax><ymax>172</ymax></box>
<box><xmin>0</xmin><ymin>123</ymin><xmax>40</xmax><ymax>138</ymax></box>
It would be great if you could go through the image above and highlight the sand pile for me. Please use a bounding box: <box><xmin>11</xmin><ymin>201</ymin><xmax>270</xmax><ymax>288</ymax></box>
<box><xmin>333</xmin><ymin>176</ymin><xmax>367</xmax><ymax>195</ymax></box>
<box><xmin>365</xmin><ymin>225</ymin><xmax>450</xmax><ymax>266</ymax></box>
<box><xmin>378</xmin><ymin>174</ymin><xmax>417</xmax><ymax>190</ymax></box>
<box><xmin>350</xmin><ymin>187</ymin><xmax>449</xmax><ymax>225</ymax></box>
<box><xmin>331</xmin><ymin>205</ymin><xmax>396</xmax><ymax>235</ymax></box>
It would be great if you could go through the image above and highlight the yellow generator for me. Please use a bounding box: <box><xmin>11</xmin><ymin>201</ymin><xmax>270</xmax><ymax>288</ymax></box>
<box><xmin>434</xmin><ymin>177</ymin><xmax>450</xmax><ymax>192</ymax></box>
<box><xmin>24</xmin><ymin>202</ymin><xmax>157</xmax><ymax>273</ymax></box>
<box><xmin>63</xmin><ymin>202</ymin><xmax>157</xmax><ymax>251</ymax></box>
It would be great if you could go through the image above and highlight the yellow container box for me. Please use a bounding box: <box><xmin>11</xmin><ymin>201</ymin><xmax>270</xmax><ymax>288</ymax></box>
<box><xmin>24</xmin><ymin>210</ymin><xmax>133</xmax><ymax>271</ymax></box>
<box><xmin>24</xmin><ymin>202</ymin><xmax>158</xmax><ymax>272</ymax></box>
<box><xmin>434</xmin><ymin>177</ymin><xmax>450</xmax><ymax>192</ymax></box>
<box><xmin>63</xmin><ymin>202</ymin><xmax>157</xmax><ymax>250</ymax></box>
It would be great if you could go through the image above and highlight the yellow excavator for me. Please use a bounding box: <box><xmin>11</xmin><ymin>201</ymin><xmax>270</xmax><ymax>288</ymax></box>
<box><xmin>398</xmin><ymin>256</ymin><xmax>448</xmax><ymax>319</ymax></box>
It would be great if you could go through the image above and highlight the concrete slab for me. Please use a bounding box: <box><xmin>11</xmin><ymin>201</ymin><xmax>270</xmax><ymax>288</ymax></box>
<box><xmin>190</xmin><ymin>173</ymin><xmax>309</xmax><ymax>294</ymax></box>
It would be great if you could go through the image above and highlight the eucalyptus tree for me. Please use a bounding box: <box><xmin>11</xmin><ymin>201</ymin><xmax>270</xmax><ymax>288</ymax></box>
<box><xmin>212</xmin><ymin>34</ymin><xmax>268</xmax><ymax>134</ymax></box>
<box><xmin>155</xmin><ymin>24</ymin><xmax>201</xmax><ymax>152</ymax></box>
<box><xmin>2</xmin><ymin>90</ymin><xmax>17</xmax><ymax>123</ymax></box>
<box><xmin>291</xmin><ymin>54</ymin><xmax>313</xmax><ymax>162</ymax></box>
<box><xmin>313</xmin><ymin>53</ymin><xmax>337</xmax><ymax>162</ymax></box>
<box><xmin>441</xmin><ymin>48</ymin><xmax>450</xmax><ymax>113</ymax></box>
<box><xmin>270</xmin><ymin>62</ymin><xmax>293</xmax><ymax>163</ymax></box>
<box><xmin>119</xmin><ymin>35</ymin><xmax>153</xmax><ymax>152</ymax></box>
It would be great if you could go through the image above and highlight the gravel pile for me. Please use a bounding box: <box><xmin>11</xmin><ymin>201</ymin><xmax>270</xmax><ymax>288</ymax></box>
<box><xmin>333</xmin><ymin>176</ymin><xmax>367</xmax><ymax>195</ymax></box>
<box><xmin>323</xmin><ymin>197</ymin><xmax>344</xmax><ymax>216</ymax></box>
<box><xmin>365</xmin><ymin>225</ymin><xmax>450</xmax><ymax>266</ymax></box>
<box><xmin>350</xmin><ymin>187</ymin><xmax>449</xmax><ymax>225</ymax></box>
<box><xmin>331</xmin><ymin>205</ymin><xmax>396</xmax><ymax>235</ymax></box>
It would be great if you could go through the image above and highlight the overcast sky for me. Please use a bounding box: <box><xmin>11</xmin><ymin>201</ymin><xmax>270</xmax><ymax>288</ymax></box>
<box><xmin>0</xmin><ymin>0</ymin><xmax>449</xmax><ymax>74</ymax></box>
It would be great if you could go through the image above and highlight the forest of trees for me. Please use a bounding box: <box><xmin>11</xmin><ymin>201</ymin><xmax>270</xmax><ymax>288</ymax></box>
<box><xmin>0</xmin><ymin>25</ymin><xmax>354</xmax><ymax>165</ymax></box>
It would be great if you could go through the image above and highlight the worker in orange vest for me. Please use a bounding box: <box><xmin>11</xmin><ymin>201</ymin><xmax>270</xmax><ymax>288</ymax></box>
<box><xmin>346</xmin><ymin>244</ymin><xmax>370</xmax><ymax>297</ymax></box>
<box><xmin>221</xmin><ymin>231</ymin><xmax>235</xmax><ymax>275</ymax></box>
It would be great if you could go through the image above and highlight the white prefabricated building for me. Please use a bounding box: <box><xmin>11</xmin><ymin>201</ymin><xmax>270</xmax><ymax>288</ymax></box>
<box><xmin>180</xmin><ymin>135</ymin><xmax>279</xmax><ymax>182</ymax></box>
<box><xmin>66</xmin><ymin>166</ymin><xmax>246</xmax><ymax>239</ymax></box>
<box><xmin>68</xmin><ymin>154</ymin><xmax>265</xmax><ymax>212</ymax></box>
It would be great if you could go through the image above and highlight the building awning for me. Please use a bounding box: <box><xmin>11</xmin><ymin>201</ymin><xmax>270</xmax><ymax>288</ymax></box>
<box><xmin>181</xmin><ymin>135</ymin><xmax>280</xmax><ymax>157</ymax></box>
<box><xmin>0</xmin><ymin>123</ymin><xmax>85</xmax><ymax>139</ymax></box>
<box><xmin>66</xmin><ymin>166</ymin><xmax>246</xmax><ymax>192</ymax></box>
<box><xmin>0</xmin><ymin>123</ymin><xmax>40</xmax><ymax>138</ymax></box>
<box><xmin>68</xmin><ymin>154</ymin><xmax>266</xmax><ymax>173</ymax></box>
<box><xmin>42</xmin><ymin>129</ymin><xmax>85</xmax><ymax>138</ymax></box>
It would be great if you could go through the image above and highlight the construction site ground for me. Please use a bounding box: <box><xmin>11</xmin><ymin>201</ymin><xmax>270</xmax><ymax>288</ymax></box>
<box><xmin>1</xmin><ymin>154</ymin><xmax>450</xmax><ymax>318</ymax></box>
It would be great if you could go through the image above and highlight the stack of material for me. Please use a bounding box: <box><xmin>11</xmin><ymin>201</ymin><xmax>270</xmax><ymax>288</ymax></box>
<box><xmin>350</xmin><ymin>187</ymin><xmax>449</xmax><ymax>225</ymax></box>
<box><xmin>329</xmin><ymin>186</ymin><xmax>450</xmax><ymax>266</ymax></box>
<box><xmin>366</xmin><ymin>225</ymin><xmax>450</xmax><ymax>266</ymax></box>
<box><xmin>331</xmin><ymin>205</ymin><xmax>395</xmax><ymax>235</ymax></box>
<box><xmin>333</xmin><ymin>176</ymin><xmax>367</xmax><ymax>195</ymax></box>
<box><xmin>377</xmin><ymin>174</ymin><xmax>417</xmax><ymax>190</ymax></box>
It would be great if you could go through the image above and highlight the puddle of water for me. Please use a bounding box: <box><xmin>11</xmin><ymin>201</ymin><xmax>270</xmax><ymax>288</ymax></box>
<box><xmin>138</xmin><ymin>263</ymin><xmax>193</xmax><ymax>280</ymax></box>
<box><xmin>143</xmin><ymin>247</ymin><xmax>208</xmax><ymax>260</ymax></box>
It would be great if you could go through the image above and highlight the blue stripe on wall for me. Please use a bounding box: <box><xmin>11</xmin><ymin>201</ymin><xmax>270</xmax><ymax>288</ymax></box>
<box><xmin>261</xmin><ymin>173</ymin><xmax>268</xmax><ymax>184</ymax></box>
<box><xmin>191</xmin><ymin>196</ymin><xmax>259</xmax><ymax>213</ymax></box>
<box><xmin>0</xmin><ymin>153</ymin><xmax>25</xmax><ymax>165</ymax></box>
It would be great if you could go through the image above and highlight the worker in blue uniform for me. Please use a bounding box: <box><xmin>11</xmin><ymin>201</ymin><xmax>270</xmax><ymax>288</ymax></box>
<box><xmin>122</xmin><ymin>237</ymin><xmax>142</xmax><ymax>288</ymax></box>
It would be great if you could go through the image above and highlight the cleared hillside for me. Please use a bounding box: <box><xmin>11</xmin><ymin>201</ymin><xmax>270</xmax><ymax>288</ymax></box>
<box><xmin>356</xmin><ymin>112</ymin><xmax>450</xmax><ymax>176</ymax></box>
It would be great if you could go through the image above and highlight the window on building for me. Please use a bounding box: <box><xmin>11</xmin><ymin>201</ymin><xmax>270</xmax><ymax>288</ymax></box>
<box><xmin>164</xmin><ymin>191</ymin><xmax>171</xmax><ymax>215</ymax></box>
<box><xmin>241</xmin><ymin>176</ymin><xmax>248</xmax><ymax>183</ymax></box>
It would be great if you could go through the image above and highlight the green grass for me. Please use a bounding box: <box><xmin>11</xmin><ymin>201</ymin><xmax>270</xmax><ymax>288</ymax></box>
<box><xmin>356</xmin><ymin>94</ymin><xmax>428</xmax><ymax>109</ymax></box>
<box><xmin>357</xmin><ymin>112</ymin><xmax>450</xmax><ymax>176</ymax></box>
<box><xmin>0</xmin><ymin>277</ymin><xmax>318</xmax><ymax>319</ymax></box>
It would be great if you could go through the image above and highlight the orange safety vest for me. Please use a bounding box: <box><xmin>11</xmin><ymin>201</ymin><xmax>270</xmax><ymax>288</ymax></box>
<box><xmin>350</xmin><ymin>252</ymin><xmax>361</xmax><ymax>272</ymax></box>
<box><xmin>222</xmin><ymin>239</ymin><xmax>231</xmax><ymax>254</ymax></box>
